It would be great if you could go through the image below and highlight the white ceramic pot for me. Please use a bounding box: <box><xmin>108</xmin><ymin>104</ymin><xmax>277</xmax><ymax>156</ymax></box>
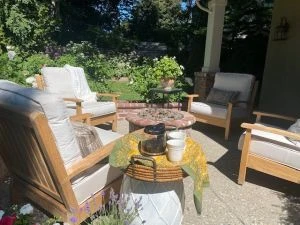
<box><xmin>167</xmin><ymin>131</ymin><xmax>186</xmax><ymax>140</ymax></box>
<box><xmin>167</xmin><ymin>139</ymin><xmax>185</xmax><ymax>162</ymax></box>
<box><xmin>121</xmin><ymin>175</ymin><xmax>185</xmax><ymax>225</ymax></box>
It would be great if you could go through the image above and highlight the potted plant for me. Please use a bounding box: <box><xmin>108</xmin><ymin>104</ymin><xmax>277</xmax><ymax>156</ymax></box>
<box><xmin>152</xmin><ymin>56</ymin><xmax>184</xmax><ymax>90</ymax></box>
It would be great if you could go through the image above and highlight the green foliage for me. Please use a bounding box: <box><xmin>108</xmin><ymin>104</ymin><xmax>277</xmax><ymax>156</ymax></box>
<box><xmin>54</xmin><ymin>54</ymin><xmax>79</xmax><ymax>67</ymax></box>
<box><xmin>1</xmin><ymin>0</ymin><xmax>57</xmax><ymax>53</ymax></box>
<box><xmin>82</xmin><ymin>54</ymin><xmax>114</xmax><ymax>93</ymax></box>
<box><xmin>129</xmin><ymin>56</ymin><xmax>185</xmax><ymax>101</ymax></box>
<box><xmin>87</xmin><ymin>189</ymin><xmax>141</xmax><ymax>225</ymax></box>
<box><xmin>221</xmin><ymin>0</ymin><xmax>273</xmax><ymax>78</ymax></box>
<box><xmin>65</xmin><ymin>41</ymin><xmax>99</xmax><ymax>57</ymax></box>
<box><xmin>22</xmin><ymin>54</ymin><xmax>54</xmax><ymax>77</ymax></box>
<box><xmin>1</xmin><ymin>203</ymin><xmax>34</xmax><ymax>225</ymax></box>
<box><xmin>151</xmin><ymin>56</ymin><xmax>183</xmax><ymax>79</ymax></box>
<box><xmin>106</xmin><ymin>55</ymin><xmax>131</xmax><ymax>80</ymax></box>
<box><xmin>129</xmin><ymin>61</ymin><xmax>154</xmax><ymax>102</ymax></box>
<box><xmin>127</xmin><ymin>0</ymin><xmax>208</xmax><ymax>77</ymax></box>
<box><xmin>0</xmin><ymin>53</ymin><xmax>25</xmax><ymax>84</ymax></box>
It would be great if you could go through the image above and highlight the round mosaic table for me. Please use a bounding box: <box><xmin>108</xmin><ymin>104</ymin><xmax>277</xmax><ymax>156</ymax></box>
<box><xmin>126</xmin><ymin>108</ymin><xmax>196</xmax><ymax>132</ymax></box>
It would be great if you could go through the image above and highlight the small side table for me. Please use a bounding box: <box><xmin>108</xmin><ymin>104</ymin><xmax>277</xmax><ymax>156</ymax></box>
<box><xmin>109</xmin><ymin>131</ymin><xmax>209</xmax><ymax>224</ymax></box>
<box><xmin>150</xmin><ymin>88</ymin><xmax>182</xmax><ymax>110</ymax></box>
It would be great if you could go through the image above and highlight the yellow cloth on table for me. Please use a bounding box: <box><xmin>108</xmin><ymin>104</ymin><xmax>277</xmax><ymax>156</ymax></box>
<box><xmin>109</xmin><ymin>132</ymin><xmax>209</xmax><ymax>214</ymax></box>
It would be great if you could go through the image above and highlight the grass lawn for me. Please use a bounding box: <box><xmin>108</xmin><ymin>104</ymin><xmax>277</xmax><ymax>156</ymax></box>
<box><xmin>107</xmin><ymin>80</ymin><xmax>143</xmax><ymax>101</ymax></box>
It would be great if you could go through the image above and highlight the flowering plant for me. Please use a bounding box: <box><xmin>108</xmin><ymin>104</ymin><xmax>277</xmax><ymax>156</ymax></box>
<box><xmin>151</xmin><ymin>56</ymin><xmax>184</xmax><ymax>80</ymax></box>
<box><xmin>68</xmin><ymin>189</ymin><xmax>142</xmax><ymax>225</ymax></box>
<box><xmin>0</xmin><ymin>204</ymin><xmax>33</xmax><ymax>225</ymax></box>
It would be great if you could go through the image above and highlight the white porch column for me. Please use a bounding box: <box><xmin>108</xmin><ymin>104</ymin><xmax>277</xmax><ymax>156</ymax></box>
<box><xmin>202</xmin><ymin>0</ymin><xmax>227</xmax><ymax>72</ymax></box>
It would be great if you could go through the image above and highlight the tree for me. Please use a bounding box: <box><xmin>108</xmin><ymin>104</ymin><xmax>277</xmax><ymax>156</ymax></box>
<box><xmin>127</xmin><ymin>0</ymin><xmax>207</xmax><ymax>67</ymax></box>
<box><xmin>221</xmin><ymin>0</ymin><xmax>273</xmax><ymax>79</ymax></box>
<box><xmin>0</xmin><ymin>0</ymin><xmax>57</xmax><ymax>53</ymax></box>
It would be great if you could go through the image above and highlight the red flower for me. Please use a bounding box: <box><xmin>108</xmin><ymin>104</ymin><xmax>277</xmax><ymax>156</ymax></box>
<box><xmin>0</xmin><ymin>215</ymin><xmax>17</xmax><ymax>225</ymax></box>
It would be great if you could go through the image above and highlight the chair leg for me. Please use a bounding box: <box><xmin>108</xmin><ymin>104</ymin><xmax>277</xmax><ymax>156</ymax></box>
<box><xmin>224</xmin><ymin>121</ymin><xmax>231</xmax><ymax>140</ymax></box>
<box><xmin>238</xmin><ymin>130</ymin><xmax>251</xmax><ymax>185</ymax></box>
<box><xmin>112</xmin><ymin>114</ymin><xmax>117</xmax><ymax>132</ymax></box>
<box><xmin>238</xmin><ymin>165</ymin><xmax>247</xmax><ymax>185</ymax></box>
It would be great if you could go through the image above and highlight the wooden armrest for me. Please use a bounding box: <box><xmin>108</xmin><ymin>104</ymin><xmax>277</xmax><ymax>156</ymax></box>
<box><xmin>97</xmin><ymin>93</ymin><xmax>120</xmax><ymax>98</ymax></box>
<box><xmin>96</xmin><ymin>93</ymin><xmax>120</xmax><ymax>103</ymax></box>
<box><xmin>253</xmin><ymin>111</ymin><xmax>296</xmax><ymax>122</ymax></box>
<box><xmin>186</xmin><ymin>94</ymin><xmax>199</xmax><ymax>112</ymax></box>
<box><xmin>241</xmin><ymin>122</ymin><xmax>300</xmax><ymax>140</ymax></box>
<box><xmin>63</xmin><ymin>98</ymin><xmax>83</xmax><ymax>115</ymax></box>
<box><xmin>185</xmin><ymin>94</ymin><xmax>199</xmax><ymax>98</ymax></box>
<box><xmin>63</xmin><ymin>98</ymin><xmax>83</xmax><ymax>103</ymax></box>
<box><xmin>35</xmin><ymin>74</ymin><xmax>44</xmax><ymax>90</ymax></box>
<box><xmin>67</xmin><ymin>140</ymin><xmax>120</xmax><ymax>179</ymax></box>
<box><xmin>70</xmin><ymin>113</ymin><xmax>92</xmax><ymax>125</ymax></box>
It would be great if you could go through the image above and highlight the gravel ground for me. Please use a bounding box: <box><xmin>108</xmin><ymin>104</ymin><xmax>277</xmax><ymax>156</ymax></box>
<box><xmin>0</xmin><ymin>119</ymin><xmax>299</xmax><ymax>225</ymax></box>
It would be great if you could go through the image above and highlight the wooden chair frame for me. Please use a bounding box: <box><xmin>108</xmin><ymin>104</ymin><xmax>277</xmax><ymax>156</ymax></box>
<box><xmin>35</xmin><ymin>74</ymin><xmax>119</xmax><ymax>131</ymax></box>
<box><xmin>238</xmin><ymin>111</ymin><xmax>300</xmax><ymax>184</ymax></box>
<box><xmin>187</xmin><ymin>81</ymin><xmax>259</xmax><ymax>140</ymax></box>
<box><xmin>0</xmin><ymin>104</ymin><xmax>122</xmax><ymax>224</ymax></box>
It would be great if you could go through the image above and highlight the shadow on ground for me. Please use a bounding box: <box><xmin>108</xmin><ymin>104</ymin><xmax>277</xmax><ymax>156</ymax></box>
<box><xmin>192</xmin><ymin>120</ymin><xmax>300</xmax><ymax>225</ymax></box>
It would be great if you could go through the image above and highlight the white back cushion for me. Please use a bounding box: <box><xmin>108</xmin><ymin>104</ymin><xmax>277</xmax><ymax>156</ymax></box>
<box><xmin>213</xmin><ymin>73</ymin><xmax>255</xmax><ymax>102</ymax></box>
<box><xmin>0</xmin><ymin>80</ymin><xmax>82</xmax><ymax>167</ymax></box>
<box><xmin>41</xmin><ymin>67</ymin><xmax>75</xmax><ymax>98</ymax></box>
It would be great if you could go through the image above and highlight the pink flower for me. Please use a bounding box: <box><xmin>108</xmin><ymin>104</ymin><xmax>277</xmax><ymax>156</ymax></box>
<box><xmin>0</xmin><ymin>215</ymin><xmax>17</xmax><ymax>225</ymax></box>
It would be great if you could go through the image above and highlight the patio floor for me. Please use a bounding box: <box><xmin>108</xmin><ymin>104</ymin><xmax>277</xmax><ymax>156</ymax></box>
<box><xmin>118</xmin><ymin>119</ymin><xmax>300</xmax><ymax>225</ymax></box>
<box><xmin>0</xmin><ymin>119</ymin><xmax>299</xmax><ymax>224</ymax></box>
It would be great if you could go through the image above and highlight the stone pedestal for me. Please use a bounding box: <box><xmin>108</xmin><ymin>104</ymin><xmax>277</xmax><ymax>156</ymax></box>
<box><xmin>194</xmin><ymin>72</ymin><xmax>216</xmax><ymax>101</ymax></box>
<box><xmin>121</xmin><ymin>175</ymin><xmax>185</xmax><ymax>225</ymax></box>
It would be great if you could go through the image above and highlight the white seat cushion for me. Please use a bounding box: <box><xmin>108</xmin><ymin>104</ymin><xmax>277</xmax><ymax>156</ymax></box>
<box><xmin>71</xmin><ymin>126</ymin><xmax>123</xmax><ymax>203</ymax></box>
<box><xmin>238</xmin><ymin>123</ymin><xmax>300</xmax><ymax>170</ymax></box>
<box><xmin>71</xmin><ymin>163</ymin><xmax>122</xmax><ymax>204</ymax></box>
<box><xmin>191</xmin><ymin>101</ymin><xmax>250</xmax><ymax>120</ymax></box>
<box><xmin>0</xmin><ymin>81</ymin><xmax>82</xmax><ymax>167</ymax></box>
<box><xmin>94</xmin><ymin>127</ymin><xmax>123</xmax><ymax>145</ymax></box>
<box><xmin>67</xmin><ymin>101</ymin><xmax>117</xmax><ymax>117</ymax></box>
<box><xmin>41</xmin><ymin>67</ymin><xmax>75</xmax><ymax>98</ymax></box>
<box><xmin>214</xmin><ymin>73</ymin><xmax>255</xmax><ymax>104</ymax></box>
<box><xmin>191</xmin><ymin>102</ymin><xmax>227</xmax><ymax>119</ymax></box>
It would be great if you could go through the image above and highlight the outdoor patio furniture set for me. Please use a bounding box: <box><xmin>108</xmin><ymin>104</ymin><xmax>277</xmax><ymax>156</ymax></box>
<box><xmin>0</xmin><ymin>67</ymin><xmax>299</xmax><ymax>224</ymax></box>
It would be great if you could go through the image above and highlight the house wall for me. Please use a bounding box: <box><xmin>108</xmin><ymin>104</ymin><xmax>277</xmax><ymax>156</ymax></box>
<box><xmin>259</xmin><ymin>0</ymin><xmax>300</xmax><ymax>117</ymax></box>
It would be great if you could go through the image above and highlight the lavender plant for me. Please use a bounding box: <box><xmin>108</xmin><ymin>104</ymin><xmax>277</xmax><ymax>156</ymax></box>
<box><xmin>67</xmin><ymin>189</ymin><xmax>143</xmax><ymax>225</ymax></box>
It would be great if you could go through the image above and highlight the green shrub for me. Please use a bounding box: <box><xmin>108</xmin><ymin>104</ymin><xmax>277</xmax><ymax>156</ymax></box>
<box><xmin>151</xmin><ymin>56</ymin><xmax>183</xmax><ymax>80</ymax></box>
<box><xmin>129</xmin><ymin>62</ymin><xmax>154</xmax><ymax>102</ymax></box>
<box><xmin>0</xmin><ymin>53</ymin><xmax>25</xmax><ymax>84</ymax></box>
<box><xmin>83</xmin><ymin>54</ymin><xmax>114</xmax><ymax>93</ymax></box>
<box><xmin>107</xmin><ymin>55</ymin><xmax>131</xmax><ymax>80</ymax></box>
<box><xmin>65</xmin><ymin>41</ymin><xmax>98</xmax><ymax>57</ymax></box>
<box><xmin>129</xmin><ymin>56</ymin><xmax>185</xmax><ymax>102</ymax></box>
<box><xmin>54</xmin><ymin>54</ymin><xmax>79</xmax><ymax>67</ymax></box>
<box><xmin>22</xmin><ymin>54</ymin><xmax>54</xmax><ymax>77</ymax></box>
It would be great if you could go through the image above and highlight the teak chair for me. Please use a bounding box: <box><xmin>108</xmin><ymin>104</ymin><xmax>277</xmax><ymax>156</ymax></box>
<box><xmin>0</xmin><ymin>81</ymin><xmax>123</xmax><ymax>224</ymax></box>
<box><xmin>238</xmin><ymin>111</ymin><xmax>300</xmax><ymax>184</ymax></box>
<box><xmin>187</xmin><ymin>73</ymin><xmax>258</xmax><ymax>140</ymax></box>
<box><xmin>36</xmin><ymin>66</ymin><xmax>119</xmax><ymax>131</ymax></box>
